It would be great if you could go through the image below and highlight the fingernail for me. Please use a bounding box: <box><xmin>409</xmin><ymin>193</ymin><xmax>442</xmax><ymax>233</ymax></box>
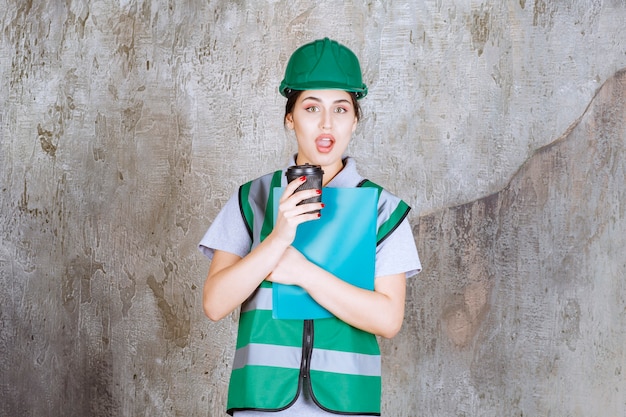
<box><xmin>315</xmin><ymin>189</ymin><xmax>322</xmax><ymax>195</ymax></box>
<box><xmin>317</xmin><ymin>213</ymin><xmax>321</xmax><ymax>218</ymax></box>
<box><xmin>299</xmin><ymin>176</ymin><xmax>307</xmax><ymax>181</ymax></box>
<box><xmin>320</xmin><ymin>203</ymin><xmax>325</xmax><ymax>208</ymax></box>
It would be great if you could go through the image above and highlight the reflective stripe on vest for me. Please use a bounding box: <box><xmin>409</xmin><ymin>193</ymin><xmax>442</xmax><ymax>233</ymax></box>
<box><xmin>227</xmin><ymin>170</ymin><xmax>410</xmax><ymax>416</ymax></box>
<box><xmin>233</xmin><ymin>343</ymin><xmax>380</xmax><ymax>376</ymax></box>
<box><xmin>239</xmin><ymin>170</ymin><xmax>283</xmax><ymax>248</ymax></box>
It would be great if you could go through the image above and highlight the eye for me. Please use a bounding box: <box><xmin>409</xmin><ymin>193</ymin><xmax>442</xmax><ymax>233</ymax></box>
<box><xmin>334</xmin><ymin>107</ymin><xmax>348</xmax><ymax>114</ymax></box>
<box><xmin>305</xmin><ymin>105</ymin><xmax>319</xmax><ymax>112</ymax></box>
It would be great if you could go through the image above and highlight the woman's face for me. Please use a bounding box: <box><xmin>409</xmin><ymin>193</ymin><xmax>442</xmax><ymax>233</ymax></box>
<box><xmin>285</xmin><ymin>89</ymin><xmax>358</xmax><ymax>182</ymax></box>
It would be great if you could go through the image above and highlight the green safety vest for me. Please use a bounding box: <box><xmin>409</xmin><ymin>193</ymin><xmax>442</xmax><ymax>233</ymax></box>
<box><xmin>227</xmin><ymin>170</ymin><xmax>410</xmax><ymax>416</ymax></box>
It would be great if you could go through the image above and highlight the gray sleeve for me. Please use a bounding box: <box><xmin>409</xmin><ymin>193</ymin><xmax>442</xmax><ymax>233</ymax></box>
<box><xmin>375</xmin><ymin>218</ymin><xmax>422</xmax><ymax>278</ymax></box>
<box><xmin>198</xmin><ymin>191</ymin><xmax>252</xmax><ymax>260</ymax></box>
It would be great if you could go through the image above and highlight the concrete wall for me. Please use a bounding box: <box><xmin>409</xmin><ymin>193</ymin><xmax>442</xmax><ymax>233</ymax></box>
<box><xmin>400</xmin><ymin>69</ymin><xmax>626</xmax><ymax>416</ymax></box>
<box><xmin>1</xmin><ymin>1</ymin><xmax>624</xmax><ymax>416</ymax></box>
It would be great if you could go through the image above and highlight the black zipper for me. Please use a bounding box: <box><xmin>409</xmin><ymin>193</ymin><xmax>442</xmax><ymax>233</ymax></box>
<box><xmin>300</xmin><ymin>319</ymin><xmax>314</xmax><ymax>392</ymax></box>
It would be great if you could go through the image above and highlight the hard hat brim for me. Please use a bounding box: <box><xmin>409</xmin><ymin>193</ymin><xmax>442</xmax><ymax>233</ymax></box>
<box><xmin>279</xmin><ymin>83</ymin><xmax>368</xmax><ymax>100</ymax></box>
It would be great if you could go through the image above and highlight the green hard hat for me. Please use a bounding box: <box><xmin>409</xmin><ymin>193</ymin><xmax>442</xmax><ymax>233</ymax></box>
<box><xmin>279</xmin><ymin>38</ymin><xmax>368</xmax><ymax>99</ymax></box>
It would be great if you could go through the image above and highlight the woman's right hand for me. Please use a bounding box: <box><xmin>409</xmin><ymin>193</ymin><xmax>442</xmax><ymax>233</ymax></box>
<box><xmin>270</xmin><ymin>176</ymin><xmax>323</xmax><ymax>247</ymax></box>
<box><xmin>203</xmin><ymin>176</ymin><xmax>322</xmax><ymax>321</ymax></box>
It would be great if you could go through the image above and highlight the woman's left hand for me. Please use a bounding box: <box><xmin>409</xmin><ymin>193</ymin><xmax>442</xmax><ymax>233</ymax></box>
<box><xmin>267</xmin><ymin>246</ymin><xmax>407</xmax><ymax>339</ymax></box>
<box><xmin>266</xmin><ymin>246</ymin><xmax>309</xmax><ymax>286</ymax></box>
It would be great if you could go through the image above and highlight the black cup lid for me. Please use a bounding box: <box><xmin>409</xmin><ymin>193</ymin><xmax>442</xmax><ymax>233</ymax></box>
<box><xmin>286</xmin><ymin>163</ymin><xmax>324</xmax><ymax>176</ymax></box>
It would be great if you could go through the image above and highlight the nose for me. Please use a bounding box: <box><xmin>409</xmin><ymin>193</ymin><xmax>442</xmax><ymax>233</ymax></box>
<box><xmin>320</xmin><ymin>110</ymin><xmax>332</xmax><ymax>130</ymax></box>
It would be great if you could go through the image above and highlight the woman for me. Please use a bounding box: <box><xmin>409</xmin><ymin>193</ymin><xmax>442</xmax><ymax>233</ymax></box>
<box><xmin>199</xmin><ymin>38</ymin><xmax>421</xmax><ymax>416</ymax></box>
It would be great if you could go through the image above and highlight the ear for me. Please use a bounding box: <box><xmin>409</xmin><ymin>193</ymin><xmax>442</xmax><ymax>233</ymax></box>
<box><xmin>351</xmin><ymin>116</ymin><xmax>358</xmax><ymax>133</ymax></box>
<box><xmin>285</xmin><ymin>113</ymin><xmax>295</xmax><ymax>130</ymax></box>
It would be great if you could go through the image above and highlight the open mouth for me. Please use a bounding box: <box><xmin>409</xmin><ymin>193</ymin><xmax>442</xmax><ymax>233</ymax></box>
<box><xmin>315</xmin><ymin>135</ymin><xmax>335</xmax><ymax>153</ymax></box>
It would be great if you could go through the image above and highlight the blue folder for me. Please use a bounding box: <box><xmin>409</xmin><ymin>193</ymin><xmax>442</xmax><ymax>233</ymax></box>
<box><xmin>272</xmin><ymin>187</ymin><xmax>378</xmax><ymax>319</ymax></box>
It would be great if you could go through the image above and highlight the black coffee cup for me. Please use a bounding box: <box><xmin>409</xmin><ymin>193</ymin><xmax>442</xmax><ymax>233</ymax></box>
<box><xmin>285</xmin><ymin>164</ymin><xmax>324</xmax><ymax>212</ymax></box>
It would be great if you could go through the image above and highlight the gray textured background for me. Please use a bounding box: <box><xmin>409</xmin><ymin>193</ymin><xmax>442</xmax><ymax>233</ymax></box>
<box><xmin>1</xmin><ymin>1</ymin><xmax>625</xmax><ymax>416</ymax></box>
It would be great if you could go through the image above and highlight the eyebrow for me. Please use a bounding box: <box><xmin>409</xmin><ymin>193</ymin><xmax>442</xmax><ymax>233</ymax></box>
<box><xmin>301</xmin><ymin>96</ymin><xmax>352</xmax><ymax>105</ymax></box>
